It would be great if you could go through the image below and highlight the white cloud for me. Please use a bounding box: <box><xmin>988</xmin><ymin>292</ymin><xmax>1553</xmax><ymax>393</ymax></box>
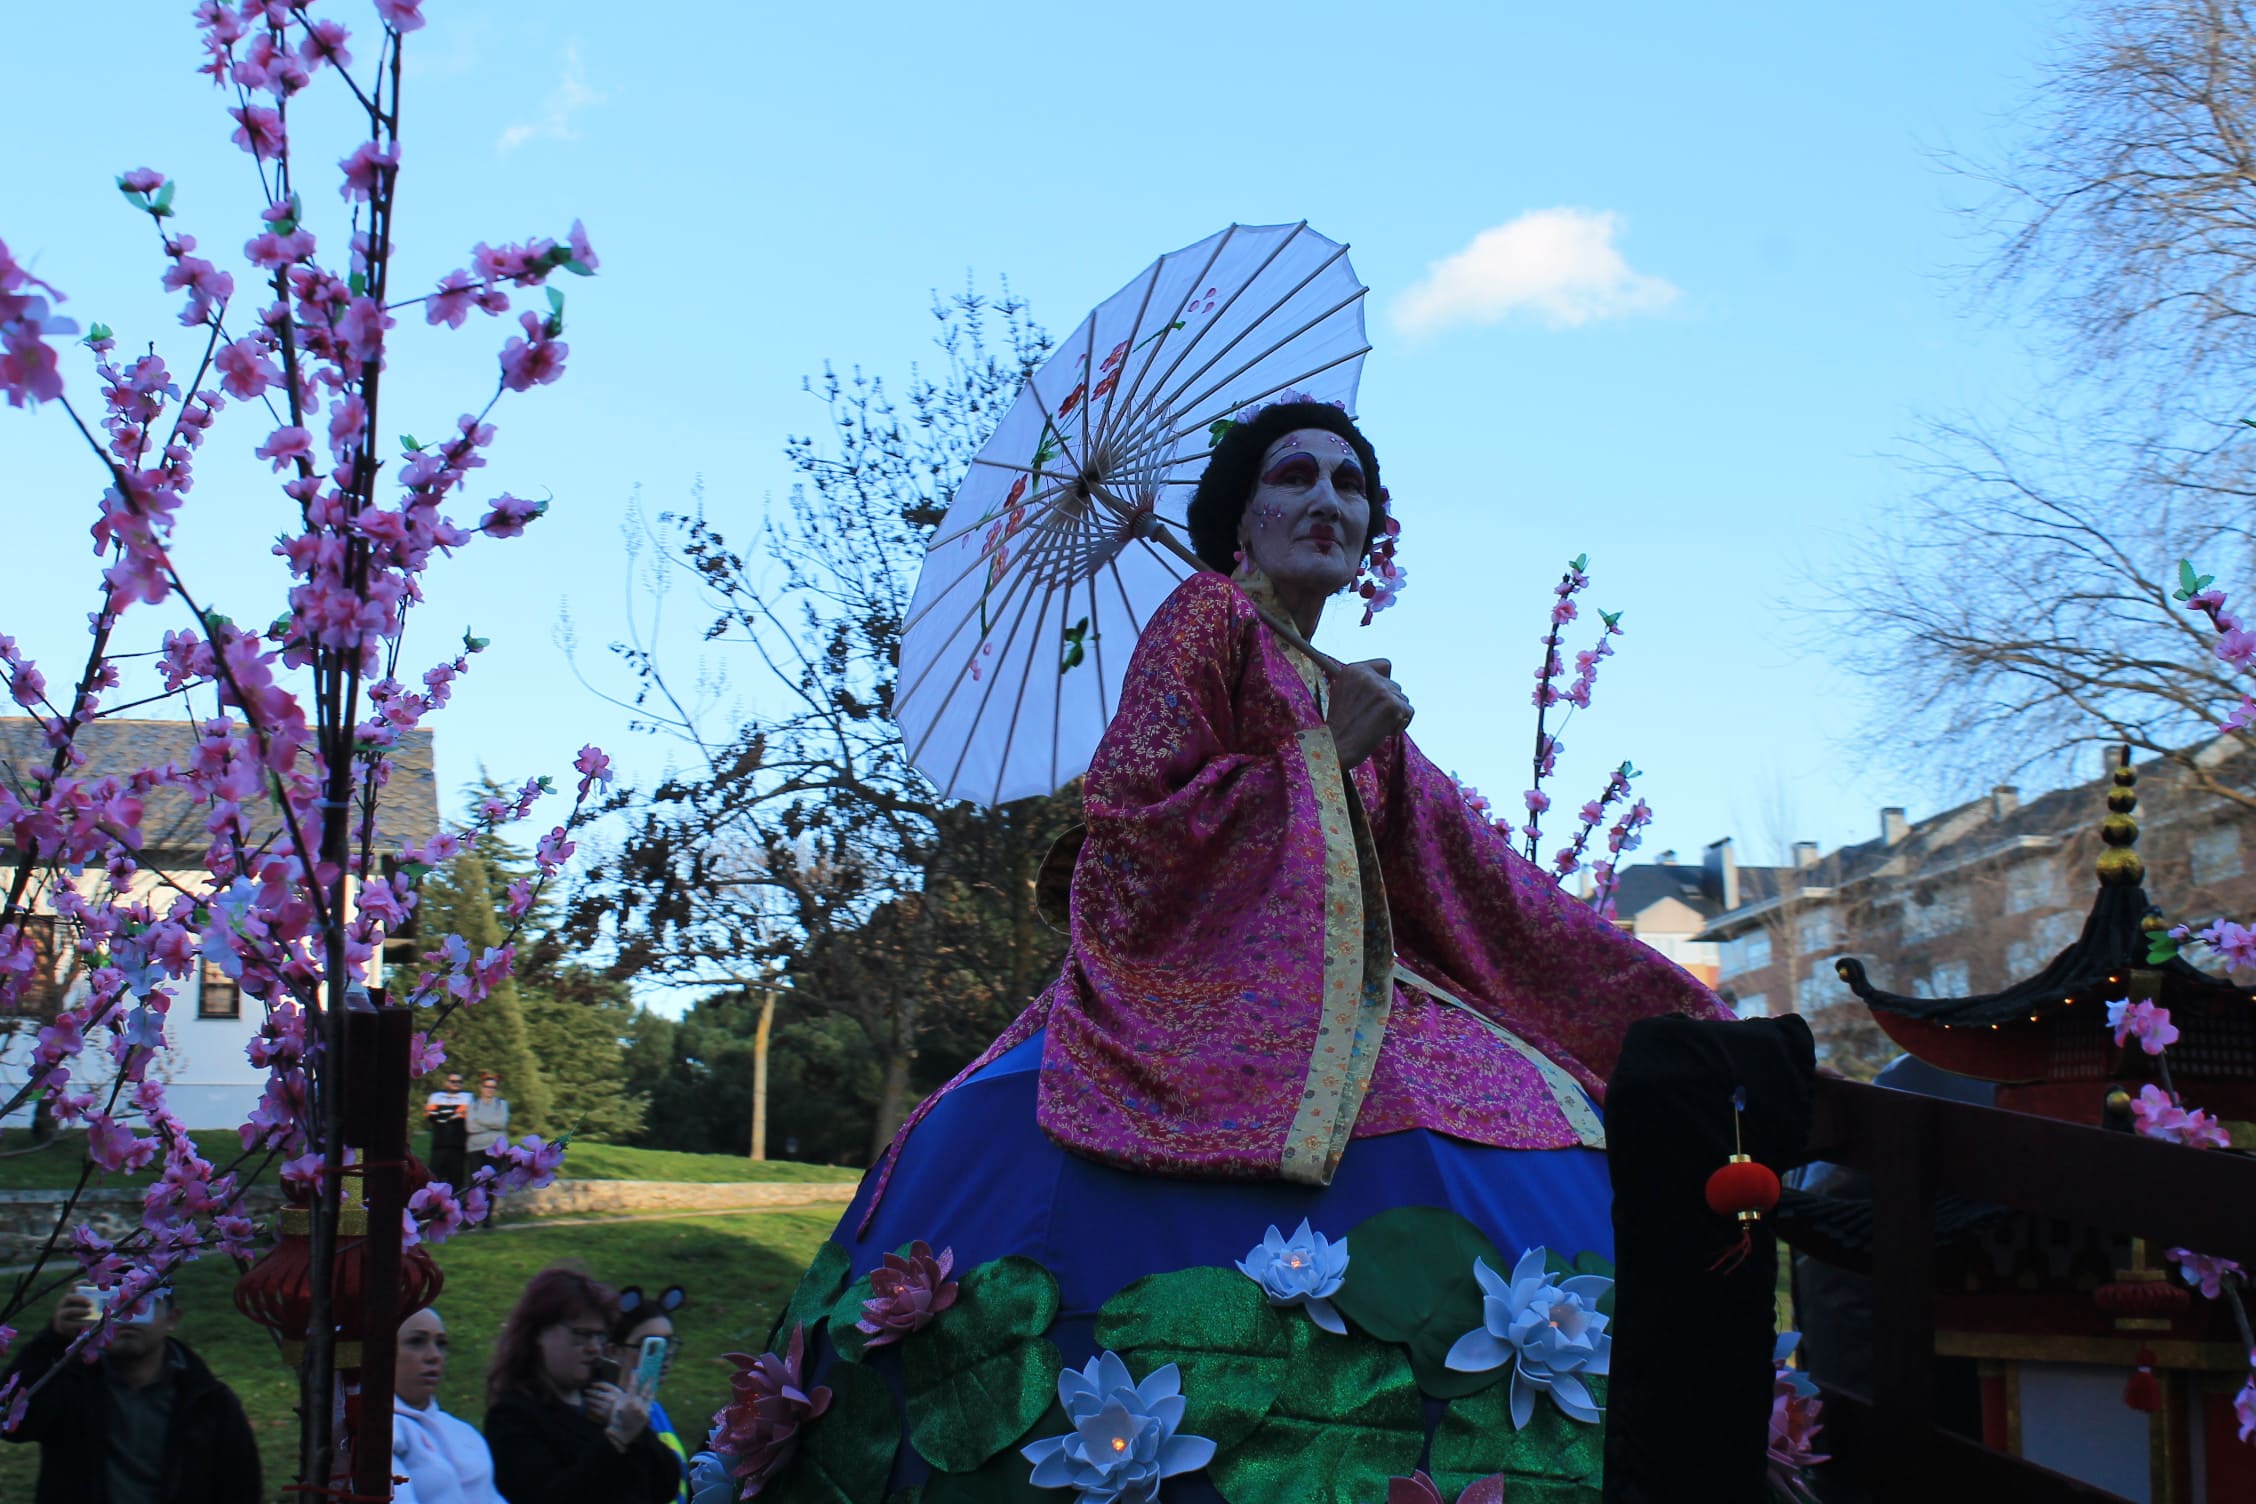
<box><xmin>1392</xmin><ymin>208</ymin><xmax>1679</xmax><ymax>335</ymax></box>
<box><xmin>497</xmin><ymin>43</ymin><xmax>604</xmax><ymax>154</ymax></box>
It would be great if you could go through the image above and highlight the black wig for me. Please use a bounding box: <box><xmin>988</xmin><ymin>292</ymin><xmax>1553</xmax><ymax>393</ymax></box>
<box><xmin>1184</xmin><ymin>401</ymin><xmax>1387</xmax><ymax>573</ymax></box>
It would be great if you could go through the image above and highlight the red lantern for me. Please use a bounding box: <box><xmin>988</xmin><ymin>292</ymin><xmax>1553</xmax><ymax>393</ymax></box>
<box><xmin>2123</xmin><ymin>1347</ymin><xmax>2163</xmax><ymax>1413</ymax></box>
<box><xmin>1705</xmin><ymin>1154</ymin><xmax>1782</xmax><ymax>1221</ymax></box>
<box><xmin>1704</xmin><ymin>1087</ymin><xmax>1781</xmax><ymax>1275</ymax></box>
<box><xmin>234</xmin><ymin>1170</ymin><xmax>443</xmax><ymax>1369</ymax></box>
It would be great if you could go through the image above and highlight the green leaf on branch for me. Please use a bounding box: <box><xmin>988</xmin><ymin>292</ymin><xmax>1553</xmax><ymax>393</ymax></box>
<box><xmin>84</xmin><ymin>323</ymin><xmax>112</xmax><ymax>346</ymax></box>
<box><xmin>2147</xmin><ymin>930</ymin><xmax>2181</xmax><ymax>965</ymax></box>
<box><xmin>151</xmin><ymin>181</ymin><xmax>176</xmax><ymax>216</ymax></box>
<box><xmin>348</xmin><ymin>270</ymin><xmax>367</xmax><ymax>296</ymax></box>
<box><xmin>1568</xmin><ymin>553</ymin><xmax>1588</xmax><ymax>572</ymax></box>
<box><xmin>401</xmin><ymin>435</ymin><xmax>422</xmax><ymax>452</ymax></box>
<box><xmin>462</xmin><ymin>630</ymin><xmax>489</xmax><ymax>654</ymax></box>
<box><xmin>1094</xmin><ymin>1264</ymin><xmax>1292</xmax><ymax>1449</ymax></box>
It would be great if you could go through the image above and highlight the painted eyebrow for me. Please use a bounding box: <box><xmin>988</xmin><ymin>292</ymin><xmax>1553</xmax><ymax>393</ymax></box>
<box><xmin>1260</xmin><ymin>451</ymin><xmax>1319</xmax><ymax>480</ymax></box>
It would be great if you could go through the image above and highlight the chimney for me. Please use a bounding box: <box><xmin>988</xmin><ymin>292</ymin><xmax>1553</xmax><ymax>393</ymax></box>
<box><xmin>1881</xmin><ymin>807</ymin><xmax>1909</xmax><ymax>846</ymax></box>
<box><xmin>1793</xmin><ymin>841</ymin><xmax>1820</xmax><ymax>870</ymax></box>
<box><xmin>1657</xmin><ymin>849</ymin><xmax>1679</xmax><ymax>865</ymax></box>
<box><xmin>1991</xmin><ymin>785</ymin><xmax>2019</xmax><ymax>820</ymax></box>
<box><xmin>1703</xmin><ymin>838</ymin><xmax>1740</xmax><ymax>911</ymax></box>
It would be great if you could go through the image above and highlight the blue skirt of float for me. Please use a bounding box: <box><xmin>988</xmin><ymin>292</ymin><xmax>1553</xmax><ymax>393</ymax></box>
<box><xmin>817</xmin><ymin>1028</ymin><xmax>1614</xmax><ymax>1499</ymax></box>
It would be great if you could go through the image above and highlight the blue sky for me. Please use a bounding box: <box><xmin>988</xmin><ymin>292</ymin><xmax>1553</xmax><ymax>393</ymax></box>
<box><xmin>5</xmin><ymin>2</ymin><xmax>2067</xmax><ymax>935</ymax></box>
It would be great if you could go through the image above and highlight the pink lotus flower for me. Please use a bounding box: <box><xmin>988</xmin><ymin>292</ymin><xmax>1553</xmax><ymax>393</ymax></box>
<box><xmin>1383</xmin><ymin>1471</ymin><xmax>1504</xmax><ymax>1504</ymax></box>
<box><xmin>711</xmin><ymin>1324</ymin><xmax>832</xmax><ymax>1496</ymax></box>
<box><xmin>854</xmin><ymin>1240</ymin><xmax>959</xmax><ymax>1348</ymax></box>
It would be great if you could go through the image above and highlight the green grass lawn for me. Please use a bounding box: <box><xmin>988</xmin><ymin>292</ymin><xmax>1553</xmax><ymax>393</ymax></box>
<box><xmin>548</xmin><ymin>1141</ymin><xmax>861</xmax><ymax>1185</ymax></box>
<box><xmin>0</xmin><ymin>1130</ymin><xmax>860</xmax><ymax>1194</ymax></box>
<box><xmin>0</xmin><ymin>1207</ymin><xmax>839</xmax><ymax>1500</ymax></box>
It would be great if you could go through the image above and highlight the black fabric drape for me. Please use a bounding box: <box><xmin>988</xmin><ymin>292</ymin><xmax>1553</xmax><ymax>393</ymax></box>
<box><xmin>1603</xmin><ymin>1013</ymin><xmax>1815</xmax><ymax>1504</ymax></box>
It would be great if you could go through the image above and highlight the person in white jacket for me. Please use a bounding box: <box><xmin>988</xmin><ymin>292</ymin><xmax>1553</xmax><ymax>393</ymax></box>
<box><xmin>391</xmin><ymin>1307</ymin><xmax>505</xmax><ymax>1504</ymax></box>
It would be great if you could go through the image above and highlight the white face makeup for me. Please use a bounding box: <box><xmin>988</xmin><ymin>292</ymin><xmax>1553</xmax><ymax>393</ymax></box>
<box><xmin>1237</xmin><ymin>428</ymin><xmax>1371</xmax><ymax>604</ymax></box>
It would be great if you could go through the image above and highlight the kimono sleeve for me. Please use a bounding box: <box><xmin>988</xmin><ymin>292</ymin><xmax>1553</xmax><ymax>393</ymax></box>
<box><xmin>1370</xmin><ymin>735</ymin><xmax>1733</xmax><ymax>1095</ymax></box>
<box><xmin>1073</xmin><ymin>572</ymin><xmax>1313</xmax><ymax>962</ymax></box>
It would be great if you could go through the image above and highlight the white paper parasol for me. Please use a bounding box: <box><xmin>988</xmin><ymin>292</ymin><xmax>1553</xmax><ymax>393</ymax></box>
<box><xmin>895</xmin><ymin>221</ymin><xmax>1369</xmax><ymax>806</ymax></box>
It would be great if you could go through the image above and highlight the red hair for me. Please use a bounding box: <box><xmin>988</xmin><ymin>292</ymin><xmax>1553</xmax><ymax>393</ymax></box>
<box><xmin>486</xmin><ymin>1264</ymin><xmax>616</xmax><ymax>1407</ymax></box>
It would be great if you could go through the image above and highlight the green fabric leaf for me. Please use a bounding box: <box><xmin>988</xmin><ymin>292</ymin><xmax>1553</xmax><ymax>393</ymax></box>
<box><xmin>766</xmin><ymin>1362</ymin><xmax>899</xmax><ymax>1504</ymax></box>
<box><xmin>1206</xmin><ymin>1323</ymin><xmax>1422</xmax><ymax>1504</ymax></box>
<box><xmin>1329</xmin><ymin>1205</ymin><xmax>1507</xmax><ymax>1399</ymax></box>
<box><xmin>1094</xmin><ymin>1265</ymin><xmax>1292</xmax><ymax>1449</ymax></box>
<box><xmin>904</xmin><ymin>1257</ymin><xmax>1062</xmax><ymax>1472</ymax></box>
<box><xmin>1429</xmin><ymin>1372</ymin><xmax>1608</xmax><ymax>1500</ymax></box>
<box><xmin>914</xmin><ymin>1400</ymin><xmax>1065</xmax><ymax>1503</ymax></box>
<box><xmin>907</xmin><ymin>1338</ymin><xmax>1063</xmax><ymax>1474</ymax></box>
<box><xmin>770</xmin><ymin>1240</ymin><xmax>853</xmax><ymax>1350</ymax></box>
<box><xmin>830</xmin><ymin>1273</ymin><xmax>875</xmax><ymax>1362</ymax></box>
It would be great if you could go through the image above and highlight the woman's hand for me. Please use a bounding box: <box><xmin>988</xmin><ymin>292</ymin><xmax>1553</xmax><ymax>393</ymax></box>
<box><xmin>603</xmin><ymin>1382</ymin><xmax>653</xmax><ymax>1448</ymax></box>
<box><xmin>1326</xmin><ymin>658</ymin><xmax>1412</xmax><ymax>769</ymax></box>
<box><xmin>582</xmin><ymin>1382</ymin><xmax>621</xmax><ymax>1427</ymax></box>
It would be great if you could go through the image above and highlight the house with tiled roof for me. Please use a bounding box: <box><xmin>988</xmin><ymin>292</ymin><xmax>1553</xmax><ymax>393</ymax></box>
<box><xmin>1</xmin><ymin>717</ymin><xmax>439</xmax><ymax>1130</ymax></box>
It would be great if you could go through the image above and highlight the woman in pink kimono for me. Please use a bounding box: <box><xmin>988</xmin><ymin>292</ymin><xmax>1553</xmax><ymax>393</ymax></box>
<box><xmin>735</xmin><ymin>401</ymin><xmax>1729</xmax><ymax>1503</ymax></box>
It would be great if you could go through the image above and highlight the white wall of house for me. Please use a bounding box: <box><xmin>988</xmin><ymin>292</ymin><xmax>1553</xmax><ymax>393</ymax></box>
<box><xmin>3</xmin><ymin>965</ymin><xmax>267</xmax><ymax>1133</ymax></box>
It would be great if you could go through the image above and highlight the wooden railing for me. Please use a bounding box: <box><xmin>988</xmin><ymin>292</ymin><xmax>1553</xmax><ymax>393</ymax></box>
<box><xmin>1803</xmin><ymin>1077</ymin><xmax>2256</xmax><ymax>1502</ymax></box>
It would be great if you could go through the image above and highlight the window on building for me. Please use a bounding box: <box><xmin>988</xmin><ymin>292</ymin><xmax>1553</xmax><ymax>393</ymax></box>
<box><xmin>1721</xmin><ymin>930</ymin><xmax>1772</xmax><ymax>978</ymax></box>
<box><xmin>2190</xmin><ymin>826</ymin><xmax>2243</xmax><ymax>886</ymax></box>
<box><xmin>198</xmin><ymin>959</ymin><xmax>241</xmax><ymax>1020</ymax></box>
<box><xmin>2004</xmin><ymin>861</ymin><xmax>2064</xmax><ymax>915</ymax></box>
<box><xmin>1900</xmin><ymin>887</ymin><xmax>1970</xmax><ymax>943</ymax></box>
<box><xmin>1796</xmin><ymin>970</ymin><xmax>1845</xmax><ymax>1011</ymax></box>
<box><xmin>1794</xmin><ymin>907</ymin><xmax>1841</xmax><ymax>955</ymax></box>
<box><xmin>1733</xmin><ymin>992</ymin><xmax>1769</xmax><ymax>1020</ymax></box>
<box><xmin>7</xmin><ymin>914</ymin><xmax>62</xmax><ymax>1015</ymax></box>
<box><xmin>1910</xmin><ymin>960</ymin><xmax>1971</xmax><ymax>999</ymax></box>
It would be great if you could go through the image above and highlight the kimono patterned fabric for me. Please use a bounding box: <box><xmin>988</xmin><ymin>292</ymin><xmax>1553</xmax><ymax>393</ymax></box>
<box><xmin>818</xmin><ymin>569</ymin><xmax>1729</xmax><ymax>1496</ymax></box>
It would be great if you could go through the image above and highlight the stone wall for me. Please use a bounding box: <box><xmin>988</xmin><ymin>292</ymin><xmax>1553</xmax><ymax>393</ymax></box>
<box><xmin>0</xmin><ymin>1177</ymin><xmax>856</xmax><ymax>1263</ymax></box>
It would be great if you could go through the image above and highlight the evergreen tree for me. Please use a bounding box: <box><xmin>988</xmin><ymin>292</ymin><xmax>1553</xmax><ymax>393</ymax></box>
<box><xmin>519</xmin><ymin>962</ymin><xmax>648</xmax><ymax>1143</ymax></box>
<box><xmin>411</xmin><ymin>848</ymin><xmax>555</xmax><ymax>1132</ymax></box>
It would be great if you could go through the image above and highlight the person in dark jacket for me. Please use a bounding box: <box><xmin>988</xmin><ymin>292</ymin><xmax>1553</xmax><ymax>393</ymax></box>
<box><xmin>1</xmin><ymin>1284</ymin><xmax>261</xmax><ymax>1504</ymax></box>
<box><xmin>483</xmin><ymin>1265</ymin><xmax>677</xmax><ymax>1504</ymax></box>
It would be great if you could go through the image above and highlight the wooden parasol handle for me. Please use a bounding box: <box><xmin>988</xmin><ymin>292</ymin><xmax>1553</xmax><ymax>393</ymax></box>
<box><xmin>1145</xmin><ymin>523</ymin><xmax>1346</xmax><ymax>677</ymax></box>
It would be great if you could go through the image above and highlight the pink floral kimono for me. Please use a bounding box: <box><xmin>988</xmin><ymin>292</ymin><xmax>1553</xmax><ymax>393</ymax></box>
<box><xmin>864</xmin><ymin>567</ymin><xmax>1727</xmax><ymax>1220</ymax></box>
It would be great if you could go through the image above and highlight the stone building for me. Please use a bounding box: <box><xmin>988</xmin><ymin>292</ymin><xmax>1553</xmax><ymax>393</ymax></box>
<box><xmin>1694</xmin><ymin>743</ymin><xmax>2256</xmax><ymax>1069</ymax></box>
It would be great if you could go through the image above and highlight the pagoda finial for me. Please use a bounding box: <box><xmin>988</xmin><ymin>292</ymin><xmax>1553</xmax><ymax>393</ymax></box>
<box><xmin>2098</xmin><ymin>744</ymin><xmax>2144</xmax><ymax>886</ymax></box>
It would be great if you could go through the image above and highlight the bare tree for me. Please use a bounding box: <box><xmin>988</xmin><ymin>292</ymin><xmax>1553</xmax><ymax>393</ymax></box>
<box><xmin>1832</xmin><ymin>0</ymin><xmax>2256</xmax><ymax>800</ymax></box>
<box><xmin>571</xmin><ymin>285</ymin><xmax>1075</xmax><ymax>1158</ymax></box>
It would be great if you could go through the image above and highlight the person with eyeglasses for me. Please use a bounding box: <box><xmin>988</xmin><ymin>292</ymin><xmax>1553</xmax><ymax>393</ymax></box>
<box><xmin>481</xmin><ymin>1266</ymin><xmax>678</xmax><ymax>1504</ymax></box>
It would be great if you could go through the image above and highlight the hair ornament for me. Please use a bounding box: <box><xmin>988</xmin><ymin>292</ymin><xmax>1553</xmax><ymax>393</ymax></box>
<box><xmin>1354</xmin><ymin>490</ymin><xmax>1405</xmax><ymax>625</ymax></box>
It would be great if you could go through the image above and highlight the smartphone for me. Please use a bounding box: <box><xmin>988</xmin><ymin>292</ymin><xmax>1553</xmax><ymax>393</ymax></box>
<box><xmin>633</xmin><ymin>1335</ymin><xmax>669</xmax><ymax>1391</ymax></box>
<box><xmin>71</xmin><ymin>1283</ymin><xmax>107</xmax><ymax>1318</ymax></box>
<box><xmin>590</xmin><ymin>1355</ymin><xmax>621</xmax><ymax>1388</ymax></box>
